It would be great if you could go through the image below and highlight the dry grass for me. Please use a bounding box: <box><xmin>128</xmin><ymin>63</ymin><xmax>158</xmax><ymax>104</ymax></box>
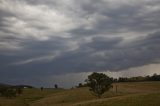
<box><xmin>74</xmin><ymin>93</ymin><xmax>160</xmax><ymax>106</ymax></box>
<box><xmin>0</xmin><ymin>88</ymin><xmax>64</xmax><ymax>106</ymax></box>
<box><xmin>1</xmin><ymin>81</ymin><xmax>160</xmax><ymax>106</ymax></box>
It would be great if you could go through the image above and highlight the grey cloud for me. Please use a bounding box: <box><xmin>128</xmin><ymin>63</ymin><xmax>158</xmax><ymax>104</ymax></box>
<box><xmin>86</xmin><ymin>36</ymin><xmax>123</xmax><ymax>50</ymax></box>
<box><xmin>70</xmin><ymin>0</ymin><xmax>160</xmax><ymax>36</ymax></box>
<box><xmin>70</xmin><ymin>27</ymin><xmax>98</xmax><ymax>36</ymax></box>
<box><xmin>38</xmin><ymin>31</ymin><xmax>160</xmax><ymax>73</ymax></box>
<box><xmin>0</xmin><ymin>0</ymin><xmax>160</xmax><ymax>87</ymax></box>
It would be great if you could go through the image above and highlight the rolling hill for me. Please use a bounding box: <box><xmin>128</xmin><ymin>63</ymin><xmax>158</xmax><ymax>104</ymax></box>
<box><xmin>1</xmin><ymin>81</ymin><xmax>160</xmax><ymax>106</ymax></box>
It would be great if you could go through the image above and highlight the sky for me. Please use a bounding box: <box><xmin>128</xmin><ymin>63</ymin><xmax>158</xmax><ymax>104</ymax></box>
<box><xmin>0</xmin><ymin>0</ymin><xmax>160</xmax><ymax>88</ymax></box>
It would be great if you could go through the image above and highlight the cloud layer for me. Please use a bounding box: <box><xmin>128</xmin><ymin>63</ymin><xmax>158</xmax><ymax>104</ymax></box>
<box><xmin>0</xmin><ymin>0</ymin><xmax>160</xmax><ymax>87</ymax></box>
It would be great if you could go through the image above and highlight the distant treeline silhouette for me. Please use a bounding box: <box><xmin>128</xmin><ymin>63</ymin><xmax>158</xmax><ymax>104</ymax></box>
<box><xmin>113</xmin><ymin>73</ymin><xmax>160</xmax><ymax>82</ymax></box>
<box><xmin>77</xmin><ymin>73</ymin><xmax>160</xmax><ymax>88</ymax></box>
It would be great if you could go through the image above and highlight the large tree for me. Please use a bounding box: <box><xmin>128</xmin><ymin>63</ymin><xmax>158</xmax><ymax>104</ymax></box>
<box><xmin>86</xmin><ymin>72</ymin><xmax>112</xmax><ymax>98</ymax></box>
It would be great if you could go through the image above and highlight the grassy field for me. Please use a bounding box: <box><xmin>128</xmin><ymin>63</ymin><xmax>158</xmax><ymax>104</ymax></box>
<box><xmin>1</xmin><ymin>81</ymin><xmax>160</xmax><ymax>106</ymax></box>
<box><xmin>0</xmin><ymin>88</ymin><xmax>64</xmax><ymax>106</ymax></box>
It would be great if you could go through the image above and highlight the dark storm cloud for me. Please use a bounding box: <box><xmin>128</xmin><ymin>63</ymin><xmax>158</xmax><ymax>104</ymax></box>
<box><xmin>1</xmin><ymin>32</ymin><xmax>160</xmax><ymax>79</ymax></box>
<box><xmin>42</xmin><ymin>32</ymin><xmax>160</xmax><ymax>73</ymax></box>
<box><xmin>70</xmin><ymin>0</ymin><xmax>160</xmax><ymax>36</ymax></box>
<box><xmin>0</xmin><ymin>0</ymin><xmax>160</xmax><ymax>86</ymax></box>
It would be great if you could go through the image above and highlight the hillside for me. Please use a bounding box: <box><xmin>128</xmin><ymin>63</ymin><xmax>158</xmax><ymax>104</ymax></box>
<box><xmin>31</xmin><ymin>81</ymin><xmax>160</xmax><ymax>106</ymax></box>
<box><xmin>1</xmin><ymin>81</ymin><xmax>160</xmax><ymax>106</ymax></box>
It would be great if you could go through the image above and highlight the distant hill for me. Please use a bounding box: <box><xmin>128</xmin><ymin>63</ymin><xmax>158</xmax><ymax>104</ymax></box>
<box><xmin>0</xmin><ymin>83</ymin><xmax>12</xmax><ymax>88</ymax></box>
<box><xmin>12</xmin><ymin>85</ymin><xmax>34</xmax><ymax>88</ymax></box>
<box><xmin>0</xmin><ymin>83</ymin><xmax>34</xmax><ymax>88</ymax></box>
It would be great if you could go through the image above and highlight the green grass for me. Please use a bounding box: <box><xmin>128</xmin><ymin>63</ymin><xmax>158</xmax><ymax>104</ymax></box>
<box><xmin>1</xmin><ymin>81</ymin><xmax>160</xmax><ymax>106</ymax></box>
<box><xmin>0</xmin><ymin>88</ymin><xmax>64</xmax><ymax>106</ymax></box>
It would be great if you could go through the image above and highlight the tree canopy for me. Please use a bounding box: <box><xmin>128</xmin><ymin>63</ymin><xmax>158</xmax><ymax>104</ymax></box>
<box><xmin>86</xmin><ymin>72</ymin><xmax>112</xmax><ymax>98</ymax></box>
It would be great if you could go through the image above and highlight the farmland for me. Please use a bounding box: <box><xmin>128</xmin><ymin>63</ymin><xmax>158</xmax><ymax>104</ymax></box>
<box><xmin>1</xmin><ymin>81</ymin><xmax>160</xmax><ymax>106</ymax></box>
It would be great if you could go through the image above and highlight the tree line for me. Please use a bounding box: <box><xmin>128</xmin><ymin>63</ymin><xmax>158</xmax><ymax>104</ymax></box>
<box><xmin>114</xmin><ymin>73</ymin><xmax>160</xmax><ymax>82</ymax></box>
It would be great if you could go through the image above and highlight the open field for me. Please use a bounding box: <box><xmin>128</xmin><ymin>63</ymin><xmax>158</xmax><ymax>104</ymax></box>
<box><xmin>1</xmin><ymin>81</ymin><xmax>160</xmax><ymax>106</ymax></box>
<box><xmin>0</xmin><ymin>88</ymin><xmax>64</xmax><ymax>106</ymax></box>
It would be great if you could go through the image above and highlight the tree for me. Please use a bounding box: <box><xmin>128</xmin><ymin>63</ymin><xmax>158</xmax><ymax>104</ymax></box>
<box><xmin>78</xmin><ymin>83</ymin><xmax>83</xmax><ymax>87</ymax></box>
<box><xmin>40</xmin><ymin>87</ymin><xmax>44</xmax><ymax>91</ymax></box>
<box><xmin>54</xmin><ymin>84</ymin><xmax>58</xmax><ymax>89</ymax></box>
<box><xmin>86</xmin><ymin>72</ymin><xmax>112</xmax><ymax>98</ymax></box>
<box><xmin>77</xmin><ymin>83</ymin><xmax>84</xmax><ymax>88</ymax></box>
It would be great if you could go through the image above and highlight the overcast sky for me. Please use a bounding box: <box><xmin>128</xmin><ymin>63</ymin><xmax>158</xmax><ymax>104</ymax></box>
<box><xmin>0</xmin><ymin>0</ymin><xmax>160</xmax><ymax>88</ymax></box>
